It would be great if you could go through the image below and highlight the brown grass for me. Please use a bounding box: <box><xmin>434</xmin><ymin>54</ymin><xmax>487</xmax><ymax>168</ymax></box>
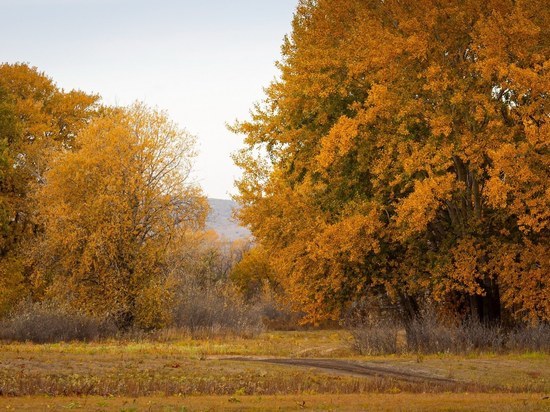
<box><xmin>0</xmin><ymin>356</ymin><xmax>491</xmax><ymax>397</ymax></box>
<box><xmin>1</xmin><ymin>394</ymin><xmax>549</xmax><ymax>411</ymax></box>
<box><xmin>0</xmin><ymin>331</ymin><xmax>548</xmax><ymax>398</ymax></box>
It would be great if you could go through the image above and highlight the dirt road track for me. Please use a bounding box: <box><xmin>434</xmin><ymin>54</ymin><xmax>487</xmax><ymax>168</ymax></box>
<box><xmin>224</xmin><ymin>357</ymin><xmax>458</xmax><ymax>384</ymax></box>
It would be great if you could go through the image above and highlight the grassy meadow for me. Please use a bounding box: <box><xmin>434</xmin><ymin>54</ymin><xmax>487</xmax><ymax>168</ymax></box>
<box><xmin>0</xmin><ymin>330</ymin><xmax>548</xmax><ymax>410</ymax></box>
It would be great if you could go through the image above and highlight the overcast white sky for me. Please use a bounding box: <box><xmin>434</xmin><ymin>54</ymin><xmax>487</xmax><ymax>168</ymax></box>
<box><xmin>0</xmin><ymin>0</ymin><xmax>297</xmax><ymax>199</ymax></box>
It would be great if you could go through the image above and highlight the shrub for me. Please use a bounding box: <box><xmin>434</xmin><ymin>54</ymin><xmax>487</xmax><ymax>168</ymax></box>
<box><xmin>0</xmin><ymin>301</ymin><xmax>117</xmax><ymax>343</ymax></box>
<box><xmin>405</xmin><ymin>315</ymin><xmax>548</xmax><ymax>354</ymax></box>
<box><xmin>506</xmin><ymin>324</ymin><xmax>550</xmax><ymax>352</ymax></box>
<box><xmin>349</xmin><ymin>320</ymin><xmax>400</xmax><ymax>355</ymax></box>
<box><xmin>173</xmin><ymin>282</ymin><xmax>264</xmax><ymax>338</ymax></box>
<box><xmin>348</xmin><ymin>308</ymin><xmax>550</xmax><ymax>355</ymax></box>
<box><xmin>250</xmin><ymin>282</ymin><xmax>305</xmax><ymax>331</ymax></box>
<box><xmin>453</xmin><ymin>320</ymin><xmax>506</xmax><ymax>353</ymax></box>
<box><xmin>343</xmin><ymin>295</ymin><xmax>404</xmax><ymax>355</ymax></box>
<box><xmin>405</xmin><ymin>313</ymin><xmax>456</xmax><ymax>354</ymax></box>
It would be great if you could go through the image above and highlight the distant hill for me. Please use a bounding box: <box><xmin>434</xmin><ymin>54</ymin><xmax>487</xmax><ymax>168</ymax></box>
<box><xmin>206</xmin><ymin>198</ymin><xmax>251</xmax><ymax>241</ymax></box>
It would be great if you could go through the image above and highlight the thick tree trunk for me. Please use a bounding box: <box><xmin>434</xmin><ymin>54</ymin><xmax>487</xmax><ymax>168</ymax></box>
<box><xmin>469</xmin><ymin>280</ymin><xmax>501</xmax><ymax>324</ymax></box>
<box><xmin>398</xmin><ymin>293</ymin><xmax>420</xmax><ymax>324</ymax></box>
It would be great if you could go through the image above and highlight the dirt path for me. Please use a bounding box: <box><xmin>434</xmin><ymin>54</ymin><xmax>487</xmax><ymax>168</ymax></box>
<box><xmin>223</xmin><ymin>357</ymin><xmax>458</xmax><ymax>384</ymax></box>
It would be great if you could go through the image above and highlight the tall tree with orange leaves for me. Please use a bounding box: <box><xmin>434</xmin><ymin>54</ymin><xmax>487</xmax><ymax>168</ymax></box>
<box><xmin>0</xmin><ymin>64</ymin><xmax>99</xmax><ymax>316</ymax></box>
<box><xmin>233</xmin><ymin>0</ymin><xmax>549</xmax><ymax>324</ymax></box>
<box><xmin>34</xmin><ymin>104</ymin><xmax>208</xmax><ymax>329</ymax></box>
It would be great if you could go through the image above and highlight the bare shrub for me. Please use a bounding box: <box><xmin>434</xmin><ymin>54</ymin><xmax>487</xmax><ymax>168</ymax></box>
<box><xmin>0</xmin><ymin>301</ymin><xmax>117</xmax><ymax>343</ymax></box>
<box><xmin>454</xmin><ymin>320</ymin><xmax>506</xmax><ymax>353</ymax></box>
<box><xmin>405</xmin><ymin>312</ymin><xmax>455</xmax><ymax>354</ymax></box>
<box><xmin>343</xmin><ymin>296</ymin><xmax>403</xmax><ymax>355</ymax></box>
<box><xmin>349</xmin><ymin>320</ymin><xmax>400</xmax><ymax>355</ymax></box>
<box><xmin>405</xmin><ymin>313</ymin><xmax>549</xmax><ymax>354</ymax></box>
<box><xmin>173</xmin><ymin>282</ymin><xmax>264</xmax><ymax>338</ymax></box>
<box><xmin>165</xmin><ymin>232</ymin><xmax>266</xmax><ymax>338</ymax></box>
<box><xmin>250</xmin><ymin>282</ymin><xmax>304</xmax><ymax>331</ymax></box>
<box><xmin>346</xmin><ymin>302</ymin><xmax>550</xmax><ymax>355</ymax></box>
<box><xmin>506</xmin><ymin>324</ymin><xmax>550</xmax><ymax>352</ymax></box>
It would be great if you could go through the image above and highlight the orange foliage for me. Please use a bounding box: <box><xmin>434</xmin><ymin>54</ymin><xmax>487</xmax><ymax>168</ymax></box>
<box><xmin>0</xmin><ymin>64</ymin><xmax>99</xmax><ymax>316</ymax></box>
<box><xmin>34</xmin><ymin>104</ymin><xmax>207</xmax><ymax>329</ymax></box>
<box><xmin>233</xmin><ymin>0</ymin><xmax>549</xmax><ymax>323</ymax></box>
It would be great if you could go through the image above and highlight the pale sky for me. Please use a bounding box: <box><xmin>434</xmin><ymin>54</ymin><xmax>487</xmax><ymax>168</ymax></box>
<box><xmin>0</xmin><ymin>0</ymin><xmax>297</xmax><ymax>199</ymax></box>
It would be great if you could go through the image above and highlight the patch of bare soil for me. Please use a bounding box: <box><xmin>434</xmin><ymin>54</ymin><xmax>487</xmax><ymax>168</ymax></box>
<box><xmin>224</xmin><ymin>357</ymin><xmax>458</xmax><ymax>384</ymax></box>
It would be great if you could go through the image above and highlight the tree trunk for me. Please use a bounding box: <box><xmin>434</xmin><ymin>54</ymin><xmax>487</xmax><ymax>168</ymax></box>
<box><xmin>398</xmin><ymin>293</ymin><xmax>420</xmax><ymax>324</ymax></box>
<box><xmin>468</xmin><ymin>280</ymin><xmax>501</xmax><ymax>324</ymax></box>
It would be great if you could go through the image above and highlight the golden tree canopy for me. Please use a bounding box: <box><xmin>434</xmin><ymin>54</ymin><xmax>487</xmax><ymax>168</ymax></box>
<box><xmin>234</xmin><ymin>0</ymin><xmax>549</xmax><ymax>323</ymax></box>
<box><xmin>0</xmin><ymin>64</ymin><xmax>99</xmax><ymax>316</ymax></box>
<box><xmin>35</xmin><ymin>104</ymin><xmax>208</xmax><ymax>328</ymax></box>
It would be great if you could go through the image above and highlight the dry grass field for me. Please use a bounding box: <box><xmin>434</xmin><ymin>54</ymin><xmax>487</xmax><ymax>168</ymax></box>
<box><xmin>2</xmin><ymin>394</ymin><xmax>548</xmax><ymax>411</ymax></box>
<box><xmin>0</xmin><ymin>331</ymin><xmax>548</xmax><ymax>410</ymax></box>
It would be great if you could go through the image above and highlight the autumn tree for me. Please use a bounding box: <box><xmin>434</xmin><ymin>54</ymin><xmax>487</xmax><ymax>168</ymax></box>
<box><xmin>35</xmin><ymin>104</ymin><xmax>208</xmax><ymax>329</ymax></box>
<box><xmin>233</xmin><ymin>0</ymin><xmax>549</xmax><ymax>324</ymax></box>
<box><xmin>0</xmin><ymin>64</ymin><xmax>99</xmax><ymax>316</ymax></box>
<box><xmin>231</xmin><ymin>245</ymin><xmax>276</xmax><ymax>301</ymax></box>
<box><xmin>0</xmin><ymin>86</ymin><xmax>22</xmax><ymax>315</ymax></box>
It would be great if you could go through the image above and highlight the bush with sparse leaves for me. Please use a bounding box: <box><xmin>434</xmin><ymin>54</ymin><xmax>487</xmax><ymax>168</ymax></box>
<box><xmin>0</xmin><ymin>301</ymin><xmax>117</xmax><ymax>343</ymax></box>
